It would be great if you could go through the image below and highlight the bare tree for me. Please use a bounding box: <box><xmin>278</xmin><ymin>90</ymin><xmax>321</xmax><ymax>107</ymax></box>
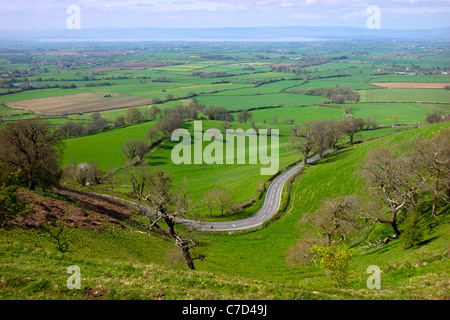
<box><xmin>203</xmin><ymin>189</ymin><xmax>218</xmax><ymax>217</ymax></box>
<box><xmin>290</xmin><ymin>120</ymin><xmax>318</xmax><ymax>165</ymax></box>
<box><xmin>360</xmin><ymin>147</ymin><xmax>417</xmax><ymax>237</ymax></box>
<box><xmin>340</xmin><ymin>118</ymin><xmax>364</xmax><ymax>144</ymax></box>
<box><xmin>221</xmin><ymin>120</ymin><xmax>233</xmax><ymax>133</ymax></box>
<box><xmin>146</xmin><ymin>127</ymin><xmax>160</xmax><ymax>144</ymax></box>
<box><xmin>134</xmin><ymin>169</ymin><xmax>203</xmax><ymax>270</ymax></box>
<box><xmin>412</xmin><ymin>130</ymin><xmax>450</xmax><ymax>217</ymax></box>
<box><xmin>215</xmin><ymin>187</ymin><xmax>234</xmax><ymax>216</ymax></box>
<box><xmin>237</xmin><ymin>109</ymin><xmax>252</xmax><ymax>123</ymax></box>
<box><xmin>114</xmin><ymin>116</ymin><xmax>125</xmax><ymax>128</ymax></box>
<box><xmin>313</xmin><ymin>119</ymin><xmax>342</xmax><ymax>157</ymax></box>
<box><xmin>157</xmin><ymin>114</ymin><xmax>183</xmax><ymax>138</ymax></box>
<box><xmin>286</xmin><ymin>195</ymin><xmax>361</xmax><ymax>266</ymax></box>
<box><xmin>307</xmin><ymin>195</ymin><xmax>362</xmax><ymax>244</ymax></box>
<box><xmin>75</xmin><ymin>162</ymin><xmax>103</xmax><ymax>186</ymax></box>
<box><xmin>120</xmin><ymin>140</ymin><xmax>149</xmax><ymax>164</ymax></box>
<box><xmin>125</xmin><ymin>107</ymin><xmax>142</xmax><ymax>124</ymax></box>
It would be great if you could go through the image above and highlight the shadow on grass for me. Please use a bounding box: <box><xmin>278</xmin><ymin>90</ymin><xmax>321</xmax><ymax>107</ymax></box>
<box><xmin>311</xmin><ymin>148</ymin><xmax>352</xmax><ymax>166</ymax></box>
<box><xmin>418</xmin><ymin>236</ymin><xmax>439</xmax><ymax>247</ymax></box>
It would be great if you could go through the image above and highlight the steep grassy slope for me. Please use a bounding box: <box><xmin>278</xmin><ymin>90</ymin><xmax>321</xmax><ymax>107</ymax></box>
<box><xmin>195</xmin><ymin>121</ymin><xmax>450</xmax><ymax>297</ymax></box>
<box><xmin>1</xmin><ymin>122</ymin><xmax>448</xmax><ymax>300</ymax></box>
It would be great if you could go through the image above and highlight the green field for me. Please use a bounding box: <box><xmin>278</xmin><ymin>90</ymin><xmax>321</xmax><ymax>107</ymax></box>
<box><xmin>2</xmin><ymin>122</ymin><xmax>449</xmax><ymax>300</ymax></box>
<box><xmin>197</xmin><ymin>93</ymin><xmax>325</xmax><ymax>111</ymax></box>
<box><xmin>348</xmin><ymin>102</ymin><xmax>449</xmax><ymax>125</ymax></box>
<box><xmin>359</xmin><ymin>88</ymin><xmax>450</xmax><ymax>103</ymax></box>
<box><xmin>1</xmin><ymin>39</ymin><xmax>450</xmax><ymax>301</ymax></box>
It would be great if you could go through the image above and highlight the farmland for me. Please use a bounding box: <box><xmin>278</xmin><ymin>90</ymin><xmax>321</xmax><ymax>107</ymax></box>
<box><xmin>0</xmin><ymin>38</ymin><xmax>449</xmax><ymax>303</ymax></box>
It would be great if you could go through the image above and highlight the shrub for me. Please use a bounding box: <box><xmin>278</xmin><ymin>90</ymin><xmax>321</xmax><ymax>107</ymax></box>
<box><xmin>0</xmin><ymin>171</ymin><xmax>30</xmax><ymax>228</ymax></box>
<box><xmin>401</xmin><ymin>212</ymin><xmax>424</xmax><ymax>249</ymax></box>
<box><xmin>309</xmin><ymin>243</ymin><xmax>355</xmax><ymax>288</ymax></box>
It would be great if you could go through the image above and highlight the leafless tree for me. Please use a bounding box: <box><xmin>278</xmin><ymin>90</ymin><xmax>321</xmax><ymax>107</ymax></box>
<box><xmin>203</xmin><ymin>189</ymin><xmax>218</xmax><ymax>217</ymax></box>
<box><xmin>313</xmin><ymin>119</ymin><xmax>342</xmax><ymax>157</ymax></box>
<box><xmin>339</xmin><ymin>117</ymin><xmax>365</xmax><ymax>144</ymax></box>
<box><xmin>290</xmin><ymin>120</ymin><xmax>318</xmax><ymax>165</ymax></box>
<box><xmin>74</xmin><ymin>162</ymin><xmax>103</xmax><ymax>186</ymax></box>
<box><xmin>125</xmin><ymin>107</ymin><xmax>142</xmax><ymax>124</ymax></box>
<box><xmin>120</xmin><ymin>140</ymin><xmax>149</xmax><ymax>164</ymax></box>
<box><xmin>237</xmin><ymin>109</ymin><xmax>252</xmax><ymax>123</ymax></box>
<box><xmin>302</xmin><ymin>195</ymin><xmax>362</xmax><ymax>245</ymax></box>
<box><xmin>133</xmin><ymin>169</ymin><xmax>203</xmax><ymax>270</ymax></box>
<box><xmin>114</xmin><ymin>116</ymin><xmax>125</xmax><ymax>128</ymax></box>
<box><xmin>286</xmin><ymin>195</ymin><xmax>361</xmax><ymax>266</ymax></box>
<box><xmin>146</xmin><ymin>127</ymin><xmax>160</xmax><ymax>144</ymax></box>
<box><xmin>157</xmin><ymin>114</ymin><xmax>183</xmax><ymax>138</ymax></box>
<box><xmin>412</xmin><ymin>130</ymin><xmax>450</xmax><ymax>217</ymax></box>
<box><xmin>360</xmin><ymin>147</ymin><xmax>418</xmax><ymax>237</ymax></box>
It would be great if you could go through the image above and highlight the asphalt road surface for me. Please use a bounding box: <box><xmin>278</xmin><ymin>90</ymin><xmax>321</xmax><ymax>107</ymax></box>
<box><xmin>99</xmin><ymin>151</ymin><xmax>330</xmax><ymax>232</ymax></box>
<box><xmin>179</xmin><ymin>151</ymin><xmax>330</xmax><ymax>231</ymax></box>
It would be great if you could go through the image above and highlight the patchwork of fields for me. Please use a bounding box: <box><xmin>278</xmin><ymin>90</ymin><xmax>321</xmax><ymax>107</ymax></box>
<box><xmin>1</xmin><ymin>38</ymin><xmax>450</xmax><ymax>302</ymax></box>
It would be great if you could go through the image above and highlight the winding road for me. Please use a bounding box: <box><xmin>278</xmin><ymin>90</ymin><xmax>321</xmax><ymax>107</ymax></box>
<box><xmin>102</xmin><ymin>151</ymin><xmax>330</xmax><ymax>232</ymax></box>
<box><xmin>183</xmin><ymin>151</ymin><xmax>329</xmax><ymax>231</ymax></box>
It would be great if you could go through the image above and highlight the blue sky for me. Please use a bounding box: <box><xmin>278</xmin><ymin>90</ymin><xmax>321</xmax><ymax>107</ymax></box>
<box><xmin>0</xmin><ymin>0</ymin><xmax>449</xmax><ymax>30</ymax></box>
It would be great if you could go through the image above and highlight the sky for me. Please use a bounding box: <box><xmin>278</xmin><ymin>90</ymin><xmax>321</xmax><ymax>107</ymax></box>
<box><xmin>0</xmin><ymin>0</ymin><xmax>449</xmax><ymax>30</ymax></box>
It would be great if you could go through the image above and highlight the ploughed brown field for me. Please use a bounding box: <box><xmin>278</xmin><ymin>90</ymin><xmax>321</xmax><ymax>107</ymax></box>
<box><xmin>370</xmin><ymin>82</ymin><xmax>450</xmax><ymax>89</ymax></box>
<box><xmin>5</xmin><ymin>92</ymin><xmax>153</xmax><ymax>115</ymax></box>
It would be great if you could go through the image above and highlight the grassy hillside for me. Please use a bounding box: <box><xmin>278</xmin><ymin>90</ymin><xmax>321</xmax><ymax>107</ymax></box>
<box><xmin>195</xmin><ymin>121</ymin><xmax>450</xmax><ymax>296</ymax></box>
<box><xmin>1</xmin><ymin>122</ymin><xmax>448</xmax><ymax>300</ymax></box>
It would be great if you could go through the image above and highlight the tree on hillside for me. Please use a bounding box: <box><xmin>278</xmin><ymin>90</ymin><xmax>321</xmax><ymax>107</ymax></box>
<box><xmin>74</xmin><ymin>162</ymin><xmax>103</xmax><ymax>186</ymax></box>
<box><xmin>0</xmin><ymin>118</ymin><xmax>63</xmax><ymax>190</ymax></box>
<box><xmin>425</xmin><ymin>110</ymin><xmax>449</xmax><ymax>124</ymax></box>
<box><xmin>132</xmin><ymin>169</ymin><xmax>204</xmax><ymax>270</ymax></box>
<box><xmin>360</xmin><ymin>147</ymin><xmax>419</xmax><ymax>237</ymax></box>
<box><xmin>290</xmin><ymin>120</ymin><xmax>318</xmax><ymax>165</ymax></box>
<box><xmin>237</xmin><ymin>109</ymin><xmax>252</xmax><ymax>123</ymax></box>
<box><xmin>340</xmin><ymin>118</ymin><xmax>365</xmax><ymax>144</ymax></box>
<box><xmin>286</xmin><ymin>195</ymin><xmax>362</xmax><ymax>267</ymax></box>
<box><xmin>125</xmin><ymin>107</ymin><xmax>142</xmax><ymax>124</ymax></box>
<box><xmin>412</xmin><ymin>130</ymin><xmax>450</xmax><ymax>217</ymax></box>
<box><xmin>313</xmin><ymin>119</ymin><xmax>343</xmax><ymax>157</ymax></box>
<box><xmin>148</xmin><ymin>105</ymin><xmax>161</xmax><ymax>120</ymax></box>
<box><xmin>146</xmin><ymin>127</ymin><xmax>160</xmax><ymax>144</ymax></box>
<box><xmin>157</xmin><ymin>114</ymin><xmax>183</xmax><ymax>138</ymax></box>
<box><xmin>120</xmin><ymin>140</ymin><xmax>149</xmax><ymax>164</ymax></box>
<box><xmin>215</xmin><ymin>188</ymin><xmax>234</xmax><ymax>216</ymax></box>
<box><xmin>57</xmin><ymin>121</ymin><xmax>84</xmax><ymax>138</ymax></box>
<box><xmin>221</xmin><ymin>120</ymin><xmax>233</xmax><ymax>133</ymax></box>
<box><xmin>203</xmin><ymin>189</ymin><xmax>218</xmax><ymax>217</ymax></box>
<box><xmin>114</xmin><ymin>116</ymin><xmax>125</xmax><ymax>128</ymax></box>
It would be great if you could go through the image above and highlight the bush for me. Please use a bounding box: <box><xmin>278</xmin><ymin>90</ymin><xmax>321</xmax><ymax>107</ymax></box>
<box><xmin>309</xmin><ymin>243</ymin><xmax>355</xmax><ymax>288</ymax></box>
<box><xmin>401</xmin><ymin>212</ymin><xmax>424</xmax><ymax>249</ymax></box>
<box><xmin>0</xmin><ymin>184</ymin><xmax>29</xmax><ymax>228</ymax></box>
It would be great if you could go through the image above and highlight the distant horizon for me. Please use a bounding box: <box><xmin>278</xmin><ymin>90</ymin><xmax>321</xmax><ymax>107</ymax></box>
<box><xmin>1</xmin><ymin>1</ymin><xmax>449</xmax><ymax>31</ymax></box>
<box><xmin>2</xmin><ymin>25</ymin><xmax>449</xmax><ymax>42</ymax></box>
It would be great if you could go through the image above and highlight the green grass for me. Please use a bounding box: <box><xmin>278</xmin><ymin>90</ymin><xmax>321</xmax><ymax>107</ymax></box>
<box><xmin>62</xmin><ymin>120</ymin><xmax>157</xmax><ymax>170</ymax></box>
<box><xmin>197</xmin><ymin>93</ymin><xmax>325</xmax><ymax>111</ymax></box>
<box><xmin>348</xmin><ymin>103</ymin><xmax>449</xmax><ymax>125</ymax></box>
<box><xmin>1</xmin><ymin>121</ymin><xmax>449</xmax><ymax>300</ymax></box>
<box><xmin>359</xmin><ymin>88</ymin><xmax>450</xmax><ymax>103</ymax></box>
<box><xmin>250</xmin><ymin>106</ymin><xmax>344</xmax><ymax>124</ymax></box>
<box><xmin>195</xmin><ymin>122</ymin><xmax>450</xmax><ymax>294</ymax></box>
